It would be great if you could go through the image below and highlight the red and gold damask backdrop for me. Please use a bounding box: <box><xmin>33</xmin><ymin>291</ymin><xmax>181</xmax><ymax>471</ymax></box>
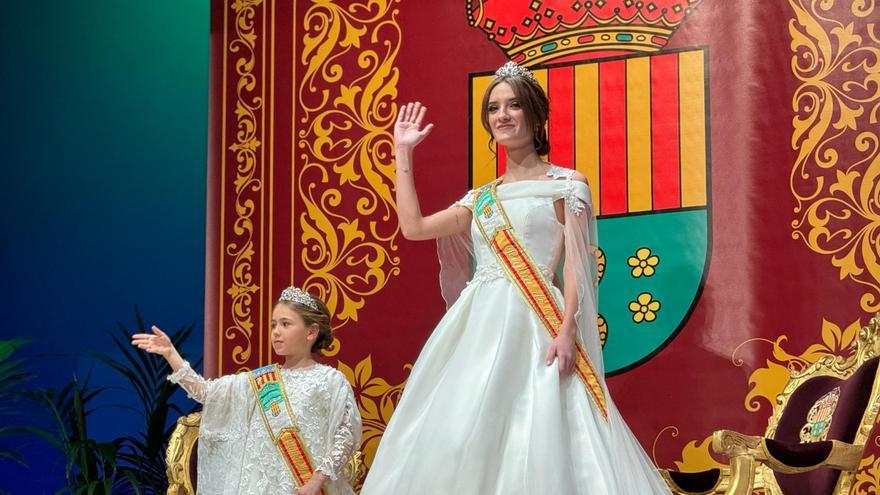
<box><xmin>205</xmin><ymin>0</ymin><xmax>880</xmax><ymax>489</ymax></box>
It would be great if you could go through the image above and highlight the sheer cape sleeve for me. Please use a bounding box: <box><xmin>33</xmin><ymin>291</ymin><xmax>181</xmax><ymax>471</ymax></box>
<box><xmin>316</xmin><ymin>370</ymin><xmax>363</xmax><ymax>481</ymax></box>
<box><xmin>436</xmin><ymin>189</ymin><xmax>476</xmax><ymax>308</ymax></box>
<box><xmin>168</xmin><ymin>362</ymin><xmax>254</xmax><ymax>493</ymax></box>
<box><xmin>560</xmin><ymin>178</ymin><xmax>604</xmax><ymax>378</ymax></box>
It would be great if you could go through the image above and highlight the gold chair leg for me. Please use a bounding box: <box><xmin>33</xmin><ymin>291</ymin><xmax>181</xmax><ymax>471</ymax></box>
<box><xmin>726</xmin><ymin>455</ymin><xmax>756</xmax><ymax>495</ymax></box>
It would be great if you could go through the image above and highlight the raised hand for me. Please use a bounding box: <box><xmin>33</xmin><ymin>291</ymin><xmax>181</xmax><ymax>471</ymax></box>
<box><xmin>132</xmin><ymin>325</ymin><xmax>176</xmax><ymax>358</ymax></box>
<box><xmin>394</xmin><ymin>101</ymin><xmax>434</xmax><ymax>150</ymax></box>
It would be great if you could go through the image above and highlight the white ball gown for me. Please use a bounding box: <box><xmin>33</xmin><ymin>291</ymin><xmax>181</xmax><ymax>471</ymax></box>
<box><xmin>361</xmin><ymin>166</ymin><xmax>670</xmax><ymax>494</ymax></box>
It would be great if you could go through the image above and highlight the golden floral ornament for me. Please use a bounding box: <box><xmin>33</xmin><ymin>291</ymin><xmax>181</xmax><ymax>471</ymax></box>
<box><xmin>297</xmin><ymin>0</ymin><xmax>402</xmax><ymax>332</ymax></box>
<box><xmin>735</xmin><ymin>317</ymin><xmax>861</xmax><ymax>413</ymax></box>
<box><xmin>222</xmin><ymin>0</ymin><xmax>265</xmax><ymax>367</ymax></box>
<box><xmin>652</xmin><ymin>426</ymin><xmax>725</xmax><ymax>473</ymax></box>
<box><xmin>788</xmin><ymin>0</ymin><xmax>880</xmax><ymax>312</ymax></box>
<box><xmin>629</xmin><ymin>292</ymin><xmax>661</xmax><ymax>323</ymax></box>
<box><xmin>627</xmin><ymin>247</ymin><xmax>659</xmax><ymax>278</ymax></box>
<box><xmin>591</xmin><ymin>244</ymin><xmax>606</xmax><ymax>285</ymax></box>
<box><xmin>598</xmin><ymin>314</ymin><xmax>608</xmax><ymax>347</ymax></box>
<box><xmin>853</xmin><ymin>438</ymin><xmax>880</xmax><ymax>495</ymax></box>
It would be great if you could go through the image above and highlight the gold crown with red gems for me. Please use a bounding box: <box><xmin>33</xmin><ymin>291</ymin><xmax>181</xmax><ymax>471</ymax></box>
<box><xmin>467</xmin><ymin>0</ymin><xmax>702</xmax><ymax>67</ymax></box>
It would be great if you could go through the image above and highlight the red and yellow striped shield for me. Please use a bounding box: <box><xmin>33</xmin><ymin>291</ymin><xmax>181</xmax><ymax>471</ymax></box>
<box><xmin>470</xmin><ymin>48</ymin><xmax>707</xmax><ymax>215</ymax></box>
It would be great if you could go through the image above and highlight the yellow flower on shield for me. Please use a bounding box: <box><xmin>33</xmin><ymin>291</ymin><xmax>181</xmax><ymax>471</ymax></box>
<box><xmin>627</xmin><ymin>247</ymin><xmax>660</xmax><ymax>278</ymax></box>
<box><xmin>629</xmin><ymin>292</ymin><xmax>661</xmax><ymax>323</ymax></box>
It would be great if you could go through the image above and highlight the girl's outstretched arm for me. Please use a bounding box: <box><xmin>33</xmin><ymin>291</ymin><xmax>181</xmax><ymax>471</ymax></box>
<box><xmin>132</xmin><ymin>325</ymin><xmax>207</xmax><ymax>402</ymax></box>
<box><xmin>132</xmin><ymin>325</ymin><xmax>185</xmax><ymax>371</ymax></box>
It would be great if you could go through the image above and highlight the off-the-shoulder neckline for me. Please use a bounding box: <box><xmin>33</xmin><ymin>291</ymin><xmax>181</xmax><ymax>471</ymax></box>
<box><xmin>497</xmin><ymin>165</ymin><xmax>575</xmax><ymax>186</ymax></box>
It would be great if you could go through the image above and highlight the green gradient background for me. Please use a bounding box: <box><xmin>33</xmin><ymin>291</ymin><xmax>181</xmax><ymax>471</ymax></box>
<box><xmin>0</xmin><ymin>2</ymin><xmax>209</xmax><ymax>492</ymax></box>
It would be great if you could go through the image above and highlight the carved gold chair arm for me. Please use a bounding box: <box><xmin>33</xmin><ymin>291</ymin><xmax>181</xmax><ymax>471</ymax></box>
<box><xmin>712</xmin><ymin>430</ymin><xmax>762</xmax><ymax>457</ymax></box>
<box><xmin>710</xmin><ymin>430</ymin><xmax>763</xmax><ymax>495</ymax></box>
<box><xmin>166</xmin><ymin>412</ymin><xmax>201</xmax><ymax>495</ymax></box>
<box><xmin>341</xmin><ymin>450</ymin><xmax>366</xmax><ymax>487</ymax></box>
<box><xmin>711</xmin><ymin>429</ymin><xmax>864</xmax><ymax>494</ymax></box>
<box><xmin>713</xmin><ymin>429</ymin><xmax>863</xmax><ymax>472</ymax></box>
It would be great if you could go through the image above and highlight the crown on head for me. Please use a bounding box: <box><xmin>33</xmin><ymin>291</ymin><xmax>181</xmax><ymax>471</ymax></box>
<box><xmin>494</xmin><ymin>61</ymin><xmax>536</xmax><ymax>80</ymax></box>
<box><xmin>467</xmin><ymin>0</ymin><xmax>701</xmax><ymax>66</ymax></box>
<box><xmin>279</xmin><ymin>286</ymin><xmax>319</xmax><ymax>311</ymax></box>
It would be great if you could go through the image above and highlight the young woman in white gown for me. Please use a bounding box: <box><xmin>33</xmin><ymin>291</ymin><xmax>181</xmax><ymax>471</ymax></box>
<box><xmin>132</xmin><ymin>287</ymin><xmax>362</xmax><ymax>495</ymax></box>
<box><xmin>360</xmin><ymin>62</ymin><xmax>670</xmax><ymax>494</ymax></box>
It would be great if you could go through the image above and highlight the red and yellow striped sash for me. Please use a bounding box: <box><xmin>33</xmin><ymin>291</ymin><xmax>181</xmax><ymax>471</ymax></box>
<box><xmin>473</xmin><ymin>181</ymin><xmax>609</xmax><ymax>421</ymax></box>
<box><xmin>249</xmin><ymin>365</ymin><xmax>324</xmax><ymax>493</ymax></box>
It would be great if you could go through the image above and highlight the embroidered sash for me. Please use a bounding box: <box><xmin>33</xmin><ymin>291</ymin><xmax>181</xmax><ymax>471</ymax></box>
<box><xmin>249</xmin><ymin>365</ymin><xmax>325</xmax><ymax>493</ymax></box>
<box><xmin>473</xmin><ymin>180</ymin><xmax>609</xmax><ymax>421</ymax></box>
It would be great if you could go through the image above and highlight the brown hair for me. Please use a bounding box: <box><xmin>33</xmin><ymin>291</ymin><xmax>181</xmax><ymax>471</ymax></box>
<box><xmin>274</xmin><ymin>295</ymin><xmax>333</xmax><ymax>353</ymax></box>
<box><xmin>480</xmin><ymin>75</ymin><xmax>551</xmax><ymax>156</ymax></box>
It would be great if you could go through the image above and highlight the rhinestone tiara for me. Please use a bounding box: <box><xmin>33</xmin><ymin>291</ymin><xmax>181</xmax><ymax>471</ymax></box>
<box><xmin>279</xmin><ymin>286</ymin><xmax>319</xmax><ymax>311</ymax></box>
<box><xmin>494</xmin><ymin>61</ymin><xmax>535</xmax><ymax>81</ymax></box>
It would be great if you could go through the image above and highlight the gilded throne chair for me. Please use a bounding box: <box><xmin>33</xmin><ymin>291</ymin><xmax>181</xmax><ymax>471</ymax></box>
<box><xmin>165</xmin><ymin>412</ymin><xmax>366</xmax><ymax>494</ymax></box>
<box><xmin>663</xmin><ymin>313</ymin><xmax>880</xmax><ymax>495</ymax></box>
<box><xmin>662</xmin><ymin>315</ymin><xmax>880</xmax><ymax>495</ymax></box>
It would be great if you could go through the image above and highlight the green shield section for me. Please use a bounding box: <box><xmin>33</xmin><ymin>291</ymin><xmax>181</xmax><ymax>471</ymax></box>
<box><xmin>598</xmin><ymin>208</ymin><xmax>708</xmax><ymax>374</ymax></box>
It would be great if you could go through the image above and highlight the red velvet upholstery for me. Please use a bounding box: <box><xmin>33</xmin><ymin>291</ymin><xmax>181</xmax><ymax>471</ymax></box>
<box><xmin>764</xmin><ymin>438</ymin><xmax>832</xmax><ymax>467</ymax></box>
<box><xmin>667</xmin><ymin>468</ymin><xmax>721</xmax><ymax>493</ymax></box>
<box><xmin>190</xmin><ymin>438</ymin><xmax>198</xmax><ymax>492</ymax></box>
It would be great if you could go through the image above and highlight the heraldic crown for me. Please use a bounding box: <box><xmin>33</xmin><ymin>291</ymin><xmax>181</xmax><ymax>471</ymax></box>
<box><xmin>466</xmin><ymin>0</ymin><xmax>701</xmax><ymax>66</ymax></box>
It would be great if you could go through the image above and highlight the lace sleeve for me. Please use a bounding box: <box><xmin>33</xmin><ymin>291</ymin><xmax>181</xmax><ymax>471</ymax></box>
<box><xmin>564</xmin><ymin>178</ymin><xmax>589</xmax><ymax>216</ymax></box>
<box><xmin>315</xmin><ymin>376</ymin><xmax>363</xmax><ymax>481</ymax></box>
<box><xmin>167</xmin><ymin>361</ymin><xmax>208</xmax><ymax>404</ymax></box>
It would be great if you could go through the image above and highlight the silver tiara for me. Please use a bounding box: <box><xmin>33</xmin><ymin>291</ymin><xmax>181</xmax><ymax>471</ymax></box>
<box><xmin>279</xmin><ymin>286</ymin><xmax>318</xmax><ymax>311</ymax></box>
<box><xmin>494</xmin><ymin>61</ymin><xmax>535</xmax><ymax>81</ymax></box>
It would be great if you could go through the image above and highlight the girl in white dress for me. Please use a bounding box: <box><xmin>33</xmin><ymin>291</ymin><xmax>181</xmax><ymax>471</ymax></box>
<box><xmin>133</xmin><ymin>287</ymin><xmax>362</xmax><ymax>495</ymax></box>
<box><xmin>360</xmin><ymin>62</ymin><xmax>670</xmax><ymax>494</ymax></box>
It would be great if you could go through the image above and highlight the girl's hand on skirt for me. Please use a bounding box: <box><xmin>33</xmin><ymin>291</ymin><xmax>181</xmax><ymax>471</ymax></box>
<box><xmin>294</xmin><ymin>472</ymin><xmax>327</xmax><ymax>495</ymax></box>
<box><xmin>546</xmin><ymin>328</ymin><xmax>577</xmax><ymax>376</ymax></box>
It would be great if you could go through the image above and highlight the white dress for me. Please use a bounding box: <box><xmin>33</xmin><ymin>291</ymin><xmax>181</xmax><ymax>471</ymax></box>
<box><xmin>169</xmin><ymin>362</ymin><xmax>362</xmax><ymax>495</ymax></box>
<box><xmin>361</xmin><ymin>166</ymin><xmax>670</xmax><ymax>494</ymax></box>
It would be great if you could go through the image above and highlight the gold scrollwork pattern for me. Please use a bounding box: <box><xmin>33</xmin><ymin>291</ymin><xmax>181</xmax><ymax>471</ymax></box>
<box><xmin>653</xmin><ymin>425</ymin><xmax>727</xmax><ymax>476</ymax></box>
<box><xmin>734</xmin><ymin>317</ymin><xmax>862</xmax><ymax>413</ymax></box>
<box><xmin>338</xmin><ymin>356</ymin><xmax>408</xmax><ymax>489</ymax></box>
<box><xmin>853</xmin><ymin>450</ymin><xmax>880</xmax><ymax>493</ymax></box>
<box><xmin>789</xmin><ymin>0</ymin><xmax>880</xmax><ymax>312</ymax></box>
<box><xmin>296</xmin><ymin>0</ymin><xmax>402</xmax><ymax>330</ymax></box>
<box><xmin>224</xmin><ymin>0</ymin><xmax>265</xmax><ymax>366</ymax></box>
